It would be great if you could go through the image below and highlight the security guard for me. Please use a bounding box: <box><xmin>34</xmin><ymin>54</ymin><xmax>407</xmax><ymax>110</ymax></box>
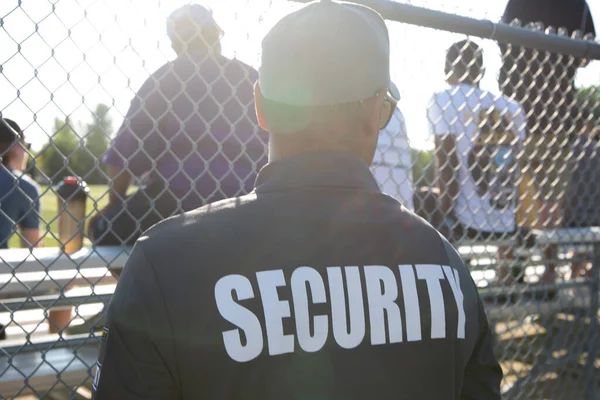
<box><xmin>93</xmin><ymin>1</ymin><xmax>502</xmax><ymax>399</ymax></box>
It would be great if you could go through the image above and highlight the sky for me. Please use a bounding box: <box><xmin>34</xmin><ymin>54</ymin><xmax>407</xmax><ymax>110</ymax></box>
<box><xmin>0</xmin><ymin>0</ymin><xmax>598</xmax><ymax>152</ymax></box>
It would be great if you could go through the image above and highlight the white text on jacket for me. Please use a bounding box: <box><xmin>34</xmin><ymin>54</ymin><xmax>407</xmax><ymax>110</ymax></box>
<box><xmin>215</xmin><ymin>264</ymin><xmax>465</xmax><ymax>362</ymax></box>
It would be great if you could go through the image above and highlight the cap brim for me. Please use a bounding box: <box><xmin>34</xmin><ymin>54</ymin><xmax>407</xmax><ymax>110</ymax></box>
<box><xmin>388</xmin><ymin>81</ymin><xmax>400</xmax><ymax>102</ymax></box>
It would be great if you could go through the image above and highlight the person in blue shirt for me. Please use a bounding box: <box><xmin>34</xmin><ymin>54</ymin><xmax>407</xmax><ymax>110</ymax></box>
<box><xmin>88</xmin><ymin>4</ymin><xmax>267</xmax><ymax>246</ymax></box>
<box><xmin>0</xmin><ymin>118</ymin><xmax>43</xmax><ymax>249</ymax></box>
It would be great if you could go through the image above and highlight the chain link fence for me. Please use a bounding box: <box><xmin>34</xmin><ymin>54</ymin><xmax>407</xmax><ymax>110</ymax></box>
<box><xmin>0</xmin><ymin>0</ymin><xmax>599</xmax><ymax>398</ymax></box>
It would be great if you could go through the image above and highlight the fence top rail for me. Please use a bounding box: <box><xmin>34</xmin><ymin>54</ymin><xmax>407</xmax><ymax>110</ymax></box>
<box><xmin>289</xmin><ymin>0</ymin><xmax>600</xmax><ymax>60</ymax></box>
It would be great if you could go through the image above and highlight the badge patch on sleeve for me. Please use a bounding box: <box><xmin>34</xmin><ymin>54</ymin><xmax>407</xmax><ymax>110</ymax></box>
<box><xmin>101</xmin><ymin>327</ymin><xmax>109</xmax><ymax>341</ymax></box>
<box><xmin>93</xmin><ymin>327</ymin><xmax>109</xmax><ymax>392</ymax></box>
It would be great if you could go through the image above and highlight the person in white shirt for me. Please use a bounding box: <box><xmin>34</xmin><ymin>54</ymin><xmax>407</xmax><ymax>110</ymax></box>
<box><xmin>372</xmin><ymin>101</ymin><xmax>414</xmax><ymax>211</ymax></box>
<box><xmin>426</xmin><ymin>40</ymin><xmax>535</xmax><ymax>286</ymax></box>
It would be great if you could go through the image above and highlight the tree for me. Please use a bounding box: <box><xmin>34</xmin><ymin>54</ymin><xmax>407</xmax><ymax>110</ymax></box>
<box><xmin>25</xmin><ymin>149</ymin><xmax>46</xmax><ymax>184</ymax></box>
<box><xmin>75</xmin><ymin>104</ymin><xmax>113</xmax><ymax>184</ymax></box>
<box><xmin>411</xmin><ymin>148</ymin><xmax>436</xmax><ymax>188</ymax></box>
<box><xmin>38</xmin><ymin>118</ymin><xmax>80</xmax><ymax>184</ymax></box>
<box><xmin>577</xmin><ymin>86</ymin><xmax>600</xmax><ymax>122</ymax></box>
<box><xmin>38</xmin><ymin>104</ymin><xmax>114</xmax><ymax>185</ymax></box>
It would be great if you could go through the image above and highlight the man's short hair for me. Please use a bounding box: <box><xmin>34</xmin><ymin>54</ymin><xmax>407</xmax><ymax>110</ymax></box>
<box><xmin>445</xmin><ymin>40</ymin><xmax>484</xmax><ymax>84</ymax></box>
<box><xmin>260</xmin><ymin>95</ymin><xmax>365</xmax><ymax>135</ymax></box>
<box><xmin>0</xmin><ymin>118</ymin><xmax>24</xmax><ymax>166</ymax></box>
<box><xmin>0</xmin><ymin>118</ymin><xmax>23</xmax><ymax>144</ymax></box>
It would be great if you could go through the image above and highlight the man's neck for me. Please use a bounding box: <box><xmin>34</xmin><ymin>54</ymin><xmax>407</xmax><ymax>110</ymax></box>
<box><xmin>7</xmin><ymin>159</ymin><xmax>22</xmax><ymax>171</ymax></box>
<box><xmin>269</xmin><ymin>133</ymin><xmax>365</xmax><ymax>164</ymax></box>
<box><xmin>447</xmin><ymin>78</ymin><xmax>479</xmax><ymax>88</ymax></box>
<box><xmin>178</xmin><ymin>44</ymin><xmax>221</xmax><ymax>58</ymax></box>
<box><xmin>455</xmin><ymin>82</ymin><xmax>478</xmax><ymax>88</ymax></box>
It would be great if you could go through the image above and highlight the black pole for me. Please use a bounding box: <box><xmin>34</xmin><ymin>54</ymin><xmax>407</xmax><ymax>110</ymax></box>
<box><xmin>288</xmin><ymin>0</ymin><xmax>600</xmax><ymax>60</ymax></box>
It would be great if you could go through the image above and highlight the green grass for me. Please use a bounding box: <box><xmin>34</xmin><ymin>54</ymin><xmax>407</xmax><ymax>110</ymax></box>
<box><xmin>8</xmin><ymin>185</ymin><xmax>113</xmax><ymax>249</ymax></box>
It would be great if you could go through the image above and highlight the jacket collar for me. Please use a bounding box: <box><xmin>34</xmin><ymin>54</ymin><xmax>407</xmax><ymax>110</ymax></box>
<box><xmin>254</xmin><ymin>151</ymin><xmax>381</xmax><ymax>194</ymax></box>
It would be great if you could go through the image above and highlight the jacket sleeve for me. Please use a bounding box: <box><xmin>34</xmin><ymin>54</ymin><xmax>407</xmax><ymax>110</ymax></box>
<box><xmin>440</xmin><ymin>236</ymin><xmax>503</xmax><ymax>400</ymax></box>
<box><xmin>460</xmin><ymin>296</ymin><xmax>503</xmax><ymax>400</ymax></box>
<box><xmin>92</xmin><ymin>240</ymin><xmax>180</xmax><ymax>400</ymax></box>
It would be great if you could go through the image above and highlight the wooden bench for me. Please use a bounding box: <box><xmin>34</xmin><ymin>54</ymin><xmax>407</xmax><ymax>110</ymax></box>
<box><xmin>0</xmin><ymin>246</ymin><xmax>131</xmax><ymax>398</ymax></box>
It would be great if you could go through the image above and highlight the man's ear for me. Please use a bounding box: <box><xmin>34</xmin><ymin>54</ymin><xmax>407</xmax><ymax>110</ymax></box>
<box><xmin>254</xmin><ymin>82</ymin><xmax>268</xmax><ymax>131</ymax></box>
<box><xmin>365</xmin><ymin>89</ymin><xmax>385</xmax><ymax>137</ymax></box>
<box><xmin>171</xmin><ymin>40</ymin><xmax>181</xmax><ymax>56</ymax></box>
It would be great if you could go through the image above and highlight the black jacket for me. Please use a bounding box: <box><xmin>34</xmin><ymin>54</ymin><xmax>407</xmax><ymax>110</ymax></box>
<box><xmin>93</xmin><ymin>151</ymin><xmax>502</xmax><ymax>400</ymax></box>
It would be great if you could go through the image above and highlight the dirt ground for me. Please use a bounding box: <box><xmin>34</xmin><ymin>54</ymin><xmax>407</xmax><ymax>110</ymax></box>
<box><xmin>494</xmin><ymin>301</ymin><xmax>600</xmax><ymax>400</ymax></box>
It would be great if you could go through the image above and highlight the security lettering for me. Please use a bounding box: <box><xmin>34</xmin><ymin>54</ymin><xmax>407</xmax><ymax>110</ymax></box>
<box><xmin>215</xmin><ymin>264</ymin><xmax>465</xmax><ymax>363</ymax></box>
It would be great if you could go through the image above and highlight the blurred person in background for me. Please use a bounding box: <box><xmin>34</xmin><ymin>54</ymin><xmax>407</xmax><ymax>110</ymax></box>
<box><xmin>499</xmin><ymin>0</ymin><xmax>596</xmax><ymax>235</ymax></box>
<box><xmin>0</xmin><ymin>118</ymin><xmax>43</xmax><ymax>340</ymax></box>
<box><xmin>88</xmin><ymin>4</ymin><xmax>268</xmax><ymax>245</ymax></box>
<box><xmin>93</xmin><ymin>2</ymin><xmax>501</xmax><ymax>398</ymax></box>
<box><xmin>0</xmin><ymin>118</ymin><xmax>43</xmax><ymax>250</ymax></box>
<box><xmin>372</xmin><ymin>101</ymin><xmax>415</xmax><ymax>211</ymax></box>
<box><xmin>427</xmin><ymin>40</ymin><xmax>532</xmax><ymax>287</ymax></box>
<box><xmin>562</xmin><ymin>114</ymin><xmax>600</xmax><ymax>279</ymax></box>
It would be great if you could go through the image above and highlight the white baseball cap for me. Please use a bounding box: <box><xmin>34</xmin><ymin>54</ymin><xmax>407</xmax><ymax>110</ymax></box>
<box><xmin>259</xmin><ymin>0</ymin><xmax>396</xmax><ymax>107</ymax></box>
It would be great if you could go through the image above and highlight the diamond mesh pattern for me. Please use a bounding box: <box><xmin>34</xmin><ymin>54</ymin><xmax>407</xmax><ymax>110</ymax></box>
<box><xmin>0</xmin><ymin>0</ymin><xmax>599</xmax><ymax>398</ymax></box>
<box><xmin>400</xmin><ymin>18</ymin><xmax>600</xmax><ymax>400</ymax></box>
